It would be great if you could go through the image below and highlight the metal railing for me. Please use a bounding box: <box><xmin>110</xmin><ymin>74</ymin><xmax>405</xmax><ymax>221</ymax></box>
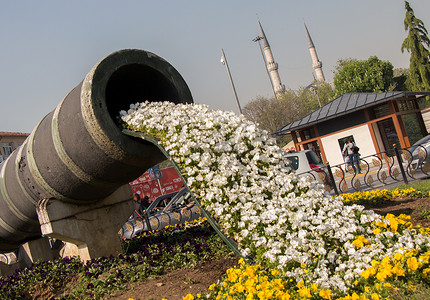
<box><xmin>295</xmin><ymin>144</ymin><xmax>430</xmax><ymax>195</ymax></box>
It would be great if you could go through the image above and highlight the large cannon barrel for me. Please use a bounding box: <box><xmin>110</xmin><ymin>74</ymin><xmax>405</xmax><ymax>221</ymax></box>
<box><xmin>0</xmin><ymin>49</ymin><xmax>193</xmax><ymax>251</ymax></box>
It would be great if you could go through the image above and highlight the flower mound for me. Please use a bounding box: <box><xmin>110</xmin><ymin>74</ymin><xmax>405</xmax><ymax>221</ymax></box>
<box><xmin>120</xmin><ymin>102</ymin><xmax>430</xmax><ymax>295</ymax></box>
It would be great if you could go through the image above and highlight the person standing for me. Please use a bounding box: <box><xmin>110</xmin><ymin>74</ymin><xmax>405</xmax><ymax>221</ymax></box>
<box><xmin>342</xmin><ymin>138</ymin><xmax>361</xmax><ymax>173</ymax></box>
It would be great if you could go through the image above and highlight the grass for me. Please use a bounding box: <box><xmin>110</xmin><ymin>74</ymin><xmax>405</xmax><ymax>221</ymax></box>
<box><xmin>420</xmin><ymin>209</ymin><xmax>430</xmax><ymax>219</ymax></box>
<box><xmin>393</xmin><ymin>179</ymin><xmax>430</xmax><ymax>193</ymax></box>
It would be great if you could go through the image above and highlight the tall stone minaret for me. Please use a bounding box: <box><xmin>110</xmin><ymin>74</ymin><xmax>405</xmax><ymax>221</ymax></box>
<box><xmin>304</xmin><ymin>21</ymin><xmax>325</xmax><ymax>82</ymax></box>
<box><xmin>257</xmin><ymin>17</ymin><xmax>285</xmax><ymax>95</ymax></box>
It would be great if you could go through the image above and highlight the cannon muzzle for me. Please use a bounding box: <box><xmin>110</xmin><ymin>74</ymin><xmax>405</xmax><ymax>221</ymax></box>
<box><xmin>0</xmin><ymin>49</ymin><xmax>193</xmax><ymax>251</ymax></box>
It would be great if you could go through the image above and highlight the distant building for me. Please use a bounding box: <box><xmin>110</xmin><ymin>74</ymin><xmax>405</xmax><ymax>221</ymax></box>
<box><xmin>0</xmin><ymin>132</ymin><xmax>29</xmax><ymax>163</ymax></box>
<box><xmin>255</xmin><ymin>17</ymin><xmax>285</xmax><ymax>96</ymax></box>
<box><xmin>303</xmin><ymin>21</ymin><xmax>325</xmax><ymax>82</ymax></box>
<box><xmin>273</xmin><ymin>92</ymin><xmax>430</xmax><ymax>166</ymax></box>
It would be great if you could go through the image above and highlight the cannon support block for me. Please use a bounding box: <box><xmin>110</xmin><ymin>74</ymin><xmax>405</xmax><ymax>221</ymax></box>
<box><xmin>36</xmin><ymin>184</ymin><xmax>133</xmax><ymax>262</ymax></box>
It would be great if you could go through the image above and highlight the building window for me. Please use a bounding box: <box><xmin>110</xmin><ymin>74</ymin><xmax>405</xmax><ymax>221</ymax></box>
<box><xmin>368</xmin><ymin>103</ymin><xmax>390</xmax><ymax>120</ymax></box>
<box><xmin>302</xmin><ymin>128</ymin><xmax>316</xmax><ymax>141</ymax></box>
<box><xmin>2</xmin><ymin>143</ymin><xmax>13</xmax><ymax>158</ymax></box>
<box><xmin>397</xmin><ymin>99</ymin><xmax>417</xmax><ymax>112</ymax></box>
<box><xmin>401</xmin><ymin>112</ymin><xmax>424</xmax><ymax>145</ymax></box>
<box><xmin>338</xmin><ymin>136</ymin><xmax>355</xmax><ymax>154</ymax></box>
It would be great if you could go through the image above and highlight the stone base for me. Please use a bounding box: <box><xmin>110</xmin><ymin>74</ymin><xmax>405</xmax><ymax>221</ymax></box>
<box><xmin>0</xmin><ymin>237</ymin><xmax>53</xmax><ymax>277</ymax></box>
<box><xmin>36</xmin><ymin>184</ymin><xmax>134</xmax><ymax>262</ymax></box>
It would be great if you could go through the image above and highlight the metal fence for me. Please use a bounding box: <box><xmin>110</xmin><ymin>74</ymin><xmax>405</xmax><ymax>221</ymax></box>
<box><xmin>296</xmin><ymin>145</ymin><xmax>430</xmax><ymax>195</ymax></box>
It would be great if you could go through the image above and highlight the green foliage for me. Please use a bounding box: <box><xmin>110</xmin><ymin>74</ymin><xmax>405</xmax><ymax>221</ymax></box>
<box><xmin>394</xmin><ymin>179</ymin><xmax>430</xmax><ymax>193</ymax></box>
<box><xmin>333</xmin><ymin>56</ymin><xmax>395</xmax><ymax>98</ymax></box>
<box><xmin>401</xmin><ymin>1</ymin><xmax>430</xmax><ymax>92</ymax></box>
<box><xmin>420</xmin><ymin>209</ymin><xmax>430</xmax><ymax>220</ymax></box>
<box><xmin>393</xmin><ymin>68</ymin><xmax>409</xmax><ymax>91</ymax></box>
<box><xmin>0</xmin><ymin>221</ymin><xmax>234</xmax><ymax>299</ymax></box>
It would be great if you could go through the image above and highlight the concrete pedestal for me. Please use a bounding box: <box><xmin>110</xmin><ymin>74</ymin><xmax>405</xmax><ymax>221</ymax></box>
<box><xmin>19</xmin><ymin>237</ymin><xmax>53</xmax><ymax>267</ymax></box>
<box><xmin>0</xmin><ymin>237</ymin><xmax>52</xmax><ymax>277</ymax></box>
<box><xmin>36</xmin><ymin>184</ymin><xmax>134</xmax><ymax>262</ymax></box>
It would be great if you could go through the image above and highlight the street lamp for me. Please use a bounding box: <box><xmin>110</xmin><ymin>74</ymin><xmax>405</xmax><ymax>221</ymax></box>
<box><xmin>220</xmin><ymin>49</ymin><xmax>242</xmax><ymax>114</ymax></box>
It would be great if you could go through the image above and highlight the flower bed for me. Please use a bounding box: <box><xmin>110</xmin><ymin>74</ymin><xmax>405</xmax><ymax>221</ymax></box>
<box><xmin>120</xmin><ymin>101</ymin><xmax>430</xmax><ymax>298</ymax></box>
<box><xmin>0</xmin><ymin>219</ymin><xmax>231</xmax><ymax>299</ymax></box>
<box><xmin>189</xmin><ymin>214</ymin><xmax>430</xmax><ymax>300</ymax></box>
<box><xmin>340</xmin><ymin>187</ymin><xmax>429</xmax><ymax>206</ymax></box>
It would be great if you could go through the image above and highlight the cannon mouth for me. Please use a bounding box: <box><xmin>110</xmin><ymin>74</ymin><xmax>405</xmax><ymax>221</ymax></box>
<box><xmin>105</xmin><ymin>63</ymin><xmax>181</xmax><ymax>122</ymax></box>
<box><xmin>80</xmin><ymin>49</ymin><xmax>193</xmax><ymax>164</ymax></box>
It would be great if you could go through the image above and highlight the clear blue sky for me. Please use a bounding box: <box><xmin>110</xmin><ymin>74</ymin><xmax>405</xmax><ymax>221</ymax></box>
<box><xmin>1</xmin><ymin>0</ymin><xmax>429</xmax><ymax>133</ymax></box>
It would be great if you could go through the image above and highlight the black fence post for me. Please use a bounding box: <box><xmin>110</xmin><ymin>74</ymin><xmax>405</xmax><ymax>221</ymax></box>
<box><xmin>394</xmin><ymin>146</ymin><xmax>408</xmax><ymax>185</ymax></box>
<box><xmin>326</xmin><ymin>163</ymin><xmax>339</xmax><ymax>195</ymax></box>
<box><xmin>144</xmin><ymin>212</ymin><xmax>152</xmax><ymax>231</ymax></box>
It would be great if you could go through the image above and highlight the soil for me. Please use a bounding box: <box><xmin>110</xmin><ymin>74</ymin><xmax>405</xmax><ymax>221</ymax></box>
<box><xmin>363</xmin><ymin>196</ymin><xmax>430</xmax><ymax>228</ymax></box>
<box><xmin>25</xmin><ymin>196</ymin><xmax>430</xmax><ymax>300</ymax></box>
<box><xmin>103</xmin><ymin>257</ymin><xmax>239</xmax><ymax>300</ymax></box>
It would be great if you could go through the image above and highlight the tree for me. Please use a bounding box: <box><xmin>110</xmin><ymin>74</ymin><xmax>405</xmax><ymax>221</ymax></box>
<box><xmin>297</xmin><ymin>81</ymin><xmax>333</xmax><ymax>112</ymax></box>
<box><xmin>393</xmin><ymin>68</ymin><xmax>409</xmax><ymax>91</ymax></box>
<box><xmin>332</xmin><ymin>56</ymin><xmax>394</xmax><ymax>98</ymax></box>
<box><xmin>243</xmin><ymin>83</ymin><xmax>333</xmax><ymax>146</ymax></box>
<box><xmin>243</xmin><ymin>91</ymin><xmax>299</xmax><ymax>146</ymax></box>
<box><xmin>401</xmin><ymin>1</ymin><xmax>430</xmax><ymax>92</ymax></box>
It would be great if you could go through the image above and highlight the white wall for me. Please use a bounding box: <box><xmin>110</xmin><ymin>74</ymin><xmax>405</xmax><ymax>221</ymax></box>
<box><xmin>320</xmin><ymin>124</ymin><xmax>378</xmax><ymax>166</ymax></box>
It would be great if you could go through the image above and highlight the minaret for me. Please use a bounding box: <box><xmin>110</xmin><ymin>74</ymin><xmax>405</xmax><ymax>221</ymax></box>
<box><xmin>304</xmin><ymin>21</ymin><xmax>325</xmax><ymax>82</ymax></box>
<box><xmin>257</xmin><ymin>17</ymin><xmax>285</xmax><ymax>95</ymax></box>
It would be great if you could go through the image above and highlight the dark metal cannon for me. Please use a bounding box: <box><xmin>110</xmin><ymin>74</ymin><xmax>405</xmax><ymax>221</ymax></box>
<box><xmin>0</xmin><ymin>49</ymin><xmax>193</xmax><ymax>253</ymax></box>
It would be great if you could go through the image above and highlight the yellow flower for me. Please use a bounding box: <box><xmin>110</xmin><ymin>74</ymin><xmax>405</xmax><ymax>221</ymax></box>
<box><xmin>375</xmin><ymin>221</ymin><xmax>387</xmax><ymax>228</ymax></box>
<box><xmin>296</xmin><ymin>280</ymin><xmax>305</xmax><ymax>289</ymax></box>
<box><xmin>376</xmin><ymin>270</ymin><xmax>388</xmax><ymax>282</ymax></box>
<box><xmin>371</xmin><ymin>293</ymin><xmax>380</xmax><ymax>300</ymax></box>
<box><xmin>311</xmin><ymin>283</ymin><xmax>318</xmax><ymax>292</ymax></box>
<box><xmin>272</xmin><ymin>278</ymin><xmax>284</xmax><ymax>291</ymax></box>
<box><xmin>227</xmin><ymin>268</ymin><xmax>240</xmax><ymax>283</ymax></box>
<box><xmin>392</xmin><ymin>264</ymin><xmax>405</xmax><ymax>277</ymax></box>
<box><xmin>360</xmin><ymin>268</ymin><xmax>371</xmax><ymax>279</ymax></box>
<box><xmin>298</xmin><ymin>287</ymin><xmax>311</xmax><ymax>298</ymax></box>
<box><xmin>276</xmin><ymin>291</ymin><xmax>291</xmax><ymax>300</ymax></box>
<box><xmin>352</xmin><ymin>236</ymin><xmax>369</xmax><ymax>248</ymax></box>
<box><xmin>372</xmin><ymin>228</ymin><xmax>381</xmax><ymax>235</ymax></box>
<box><xmin>183</xmin><ymin>295</ymin><xmax>194</xmax><ymax>300</ymax></box>
<box><xmin>319</xmin><ymin>289</ymin><xmax>331</xmax><ymax>299</ymax></box>
<box><xmin>407</xmin><ymin>257</ymin><xmax>419</xmax><ymax>271</ymax></box>
<box><xmin>244</xmin><ymin>278</ymin><xmax>257</xmax><ymax>293</ymax></box>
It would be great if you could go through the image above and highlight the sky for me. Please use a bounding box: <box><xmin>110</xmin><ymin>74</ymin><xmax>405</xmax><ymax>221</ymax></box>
<box><xmin>1</xmin><ymin>0</ymin><xmax>430</xmax><ymax>133</ymax></box>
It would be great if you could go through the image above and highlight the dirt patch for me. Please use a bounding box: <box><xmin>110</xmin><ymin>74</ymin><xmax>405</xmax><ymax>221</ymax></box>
<box><xmin>103</xmin><ymin>257</ymin><xmax>238</xmax><ymax>300</ymax></box>
<box><xmin>363</xmin><ymin>196</ymin><xmax>430</xmax><ymax>228</ymax></box>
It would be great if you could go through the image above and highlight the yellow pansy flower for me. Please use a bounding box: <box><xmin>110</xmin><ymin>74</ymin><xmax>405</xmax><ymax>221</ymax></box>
<box><xmin>183</xmin><ymin>295</ymin><xmax>194</xmax><ymax>300</ymax></box>
<box><xmin>319</xmin><ymin>289</ymin><xmax>331</xmax><ymax>299</ymax></box>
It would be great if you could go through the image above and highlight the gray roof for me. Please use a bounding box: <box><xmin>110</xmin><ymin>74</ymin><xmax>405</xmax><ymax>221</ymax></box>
<box><xmin>273</xmin><ymin>91</ymin><xmax>430</xmax><ymax>136</ymax></box>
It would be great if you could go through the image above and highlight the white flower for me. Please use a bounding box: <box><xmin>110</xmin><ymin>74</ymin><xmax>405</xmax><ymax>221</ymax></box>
<box><xmin>120</xmin><ymin>101</ymin><xmax>430</xmax><ymax>292</ymax></box>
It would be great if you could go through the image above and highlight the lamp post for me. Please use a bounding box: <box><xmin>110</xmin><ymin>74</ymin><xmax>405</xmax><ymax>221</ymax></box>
<box><xmin>252</xmin><ymin>36</ymin><xmax>278</xmax><ymax>100</ymax></box>
<box><xmin>220</xmin><ymin>48</ymin><xmax>242</xmax><ymax>114</ymax></box>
